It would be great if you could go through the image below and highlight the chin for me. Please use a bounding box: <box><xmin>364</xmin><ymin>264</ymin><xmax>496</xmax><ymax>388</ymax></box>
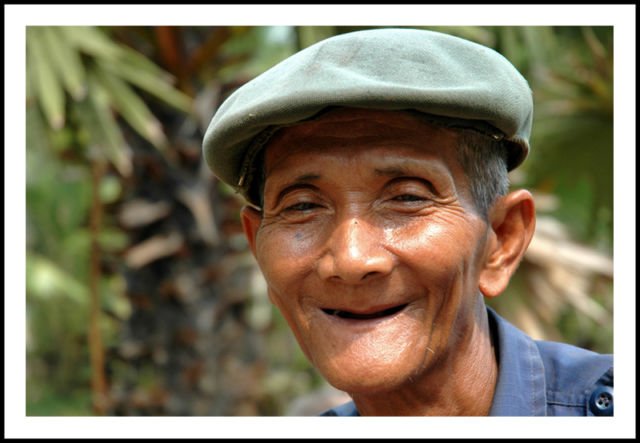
<box><xmin>318</xmin><ymin>356</ymin><xmax>423</xmax><ymax>396</ymax></box>
<box><xmin>327</xmin><ymin>374</ymin><xmax>411</xmax><ymax>397</ymax></box>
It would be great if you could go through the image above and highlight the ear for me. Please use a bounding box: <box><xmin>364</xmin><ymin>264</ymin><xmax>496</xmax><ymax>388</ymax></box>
<box><xmin>479</xmin><ymin>190</ymin><xmax>536</xmax><ymax>298</ymax></box>
<box><xmin>240</xmin><ymin>206</ymin><xmax>262</xmax><ymax>257</ymax></box>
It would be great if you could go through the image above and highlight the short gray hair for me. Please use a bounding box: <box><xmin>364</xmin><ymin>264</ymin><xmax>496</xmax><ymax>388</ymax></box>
<box><xmin>455</xmin><ymin>130</ymin><xmax>510</xmax><ymax>219</ymax></box>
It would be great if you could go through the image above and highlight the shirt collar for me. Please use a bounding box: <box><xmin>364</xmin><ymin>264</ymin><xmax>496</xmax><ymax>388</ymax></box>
<box><xmin>487</xmin><ymin>306</ymin><xmax>547</xmax><ymax>416</ymax></box>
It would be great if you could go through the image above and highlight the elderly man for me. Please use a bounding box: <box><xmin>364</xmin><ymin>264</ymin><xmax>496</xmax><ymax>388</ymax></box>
<box><xmin>202</xmin><ymin>28</ymin><xmax>613</xmax><ymax>416</ymax></box>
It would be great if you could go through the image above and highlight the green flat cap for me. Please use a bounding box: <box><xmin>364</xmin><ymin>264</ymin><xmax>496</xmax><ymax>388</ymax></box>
<box><xmin>203</xmin><ymin>28</ymin><xmax>533</xmax><ymax>204</ymax></box>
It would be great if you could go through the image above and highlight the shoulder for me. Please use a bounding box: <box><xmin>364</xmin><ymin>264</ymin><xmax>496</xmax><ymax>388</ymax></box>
<box><xmin>535</xmin><ymin>339</ymin><xmax>613</xmax><ymax>416</ymax></box>
<box><xmin>487</xmin><ymin>307</ymin><xmax>613</xmax><ymax>416</ymax></box>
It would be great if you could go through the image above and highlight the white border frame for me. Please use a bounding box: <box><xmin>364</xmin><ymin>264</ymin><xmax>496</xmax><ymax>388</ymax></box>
<box><xmin>6</xmin><ymin>4</ymin><xmax>636</xmax><ymax>439</ymax></box>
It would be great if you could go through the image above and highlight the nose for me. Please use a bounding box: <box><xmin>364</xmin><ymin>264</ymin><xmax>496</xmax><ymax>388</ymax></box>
<box><xmin>317</xmin><ymin>218</ymin><xmax>395</xmax><ymax>284</ymax></box>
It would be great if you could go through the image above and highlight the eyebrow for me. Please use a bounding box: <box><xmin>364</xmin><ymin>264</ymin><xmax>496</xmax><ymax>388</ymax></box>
<box><xmin>375</xmin><ymin>160</ymin><xmax>449</xmax><ymax>179</ymax></box>
<box><xmin>374</xmin><ymin>166</ymin><xmax>414</xmax><ymax>177</ymax></box>
<box><xmin>374</xmin><ymin>165</ymin><xmax>441</xmax><ymax>194</ymax></box>
<box><xmin>291</xmin><ymin>173</ymin><xmax>322</xmax><ymax>182</ymax></box>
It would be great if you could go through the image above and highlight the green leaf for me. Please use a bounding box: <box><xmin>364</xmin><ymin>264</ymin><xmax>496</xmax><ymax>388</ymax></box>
<box><xmin>27</xmin><ymin>27</ymin><xmax>66</xmax><ymax>129</ymax></box>
<box><xmin>99</xmin><ymin>57</ymin><xmax>192</xmax><ymax>113</ymax></box>
<box><xmin>74</xmin><ymin>71</ymin><xmax>132</xmax><ymax>176</ymax></box>
<box><xmin>91</xmin><ymin>66</ymin><xmax>168</xmax><ymax>149</ymax></box>
<box><xmin>521</xmin><ymin>26</ymin><xmax>557</xmax><ymax>68</ymax></box>
<box><xmin>101</xmin><ymin>275</ymin><xmax>131</xmax><ymax>321</ymax></box>
<box><xmin>39</xmin><ymin>27</ymin><xmax>87</xmax><ymax>101</ymax></box>
<box><xmin>26</xmin><ymin>101</ymin><xmax>50</xmax><ymax>162</ymax></box>
<box><xmin>98</xmin><ymin>228</ymin><xmax>129</xmax><ymax>252</ymax></box>
<box><xmin>27</xmin><ymin>253</ymin><xmax>89</xmax><ymax>303</ymax></box>
<box><xmin>498</xmin><ymin>27</ymin><xmax>524</xmax><ymax>68</ymax></box>
<box><xmin>99</xmin><ymin>174</ymin><xmax>123</xmax><ymax>204</ymax></box>
<box><xmin>112</xmin><ymin>43</ymin><xmax>175</xmax><ymax>83</ymax></box>
<box><xmin>60</xmin><ymin>26</ymin><xmax>121</xmax><ymax>61</ymax></box>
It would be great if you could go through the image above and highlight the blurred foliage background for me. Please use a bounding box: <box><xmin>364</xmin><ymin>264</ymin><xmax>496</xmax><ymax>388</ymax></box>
<box><xmin>25</xmin><ymin>26</ymin><xmax>613</xmax><ymax>416</ymax></box>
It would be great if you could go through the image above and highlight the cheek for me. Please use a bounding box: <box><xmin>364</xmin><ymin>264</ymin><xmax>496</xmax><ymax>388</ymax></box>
<box><xmin>257</xmin><ymin>222</ymin><xmax>322</xmax><ymax>256</ymax></box>
<box><xmin>254</xmin><ymin>224</ymin><xmax>321</xmax><ymax>292</ymax></box>
<box><xmin>385</xmin><ymin>217</ymin><xmax>486</xmax><ymax>278</ymax></box>
<box><xmin>385</xmin><ymin>220</ymin><xmax>446</xmax><ymax>263</ymax></box>
<box><xmin>255</xmin><ymin>228</ymin><xmax>321</xmax><ymax>360</ymax></box>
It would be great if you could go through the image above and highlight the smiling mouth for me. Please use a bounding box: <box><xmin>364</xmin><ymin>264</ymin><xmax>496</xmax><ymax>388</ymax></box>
<box><xmin>322</xmin><ymin>304</ymin><xmax>408</xmax><ymax>320</ymax></box>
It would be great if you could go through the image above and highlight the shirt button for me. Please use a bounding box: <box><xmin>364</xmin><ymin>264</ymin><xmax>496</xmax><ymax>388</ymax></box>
<box><xmin>589</xmin><ymin>386</ymin><xmax>613</xmax><ymax>416</ymax></box>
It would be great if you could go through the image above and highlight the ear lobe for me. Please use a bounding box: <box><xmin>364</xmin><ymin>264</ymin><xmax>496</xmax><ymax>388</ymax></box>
<box><xmin>479</xmin><ymin>190</ymin><xmax>536</xmax><ymax>298</ymax></box>
<box><xmin>240</xmin><ymin>206</ymin><xmax>262</xmax><ymax>257</ymax></box>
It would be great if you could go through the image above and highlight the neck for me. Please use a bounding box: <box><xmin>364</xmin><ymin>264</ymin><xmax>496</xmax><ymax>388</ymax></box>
<box><xmin>350</xmin><ymin>303</ymin><xmax>498</xmax><ymax>416</ymax></box>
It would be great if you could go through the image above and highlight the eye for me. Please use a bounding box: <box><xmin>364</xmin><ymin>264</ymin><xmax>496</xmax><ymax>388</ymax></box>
<box><xmin>285</xmin><ymin>202</ymin><xmax>321</xmax><ymax>212</ymax></box>
<box><xmin>279</xmin><ymin>200</ymin><xmax>325</xmax><ymax>222</ymax></box>
<box><xmin>392</xmin><ymin>194</ymin><xmax>426</xmax><ymax>202</ymax></box>
<box><xmin>383</xmin><ymin>177</ymin><xmax>437</xmax><ymax>205</ymax></box>
<box><xmin>382</xmin><ymin>179</ymin><xmax>435</xmax><ymax>214</ymax></box>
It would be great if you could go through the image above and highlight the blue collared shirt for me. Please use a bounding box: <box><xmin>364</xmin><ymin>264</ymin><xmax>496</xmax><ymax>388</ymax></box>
<box><xmin>321</xmin><ymin>307</ymin><xmax>613</xmax><ymax>416</ymax></box>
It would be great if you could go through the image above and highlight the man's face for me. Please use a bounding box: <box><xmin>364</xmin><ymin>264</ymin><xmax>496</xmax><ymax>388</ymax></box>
<box><xmin>243</xmin><ymin>108</ymin><xmax>496</xmax><ymax>395</ymax></box>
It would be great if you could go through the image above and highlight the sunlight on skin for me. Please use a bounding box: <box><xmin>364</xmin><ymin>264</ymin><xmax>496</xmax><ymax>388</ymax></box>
<box><xmin>241</xmin><ymin>108</ymin><xmax>535</xmax><ymax>415</ymax></box>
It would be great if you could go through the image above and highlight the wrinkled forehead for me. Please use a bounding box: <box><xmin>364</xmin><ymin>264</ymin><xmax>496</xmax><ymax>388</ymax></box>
<box><xmin>263</xmin><ymin>108</ymin><xmax>461</xmax><ymax>173</ymax></box>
